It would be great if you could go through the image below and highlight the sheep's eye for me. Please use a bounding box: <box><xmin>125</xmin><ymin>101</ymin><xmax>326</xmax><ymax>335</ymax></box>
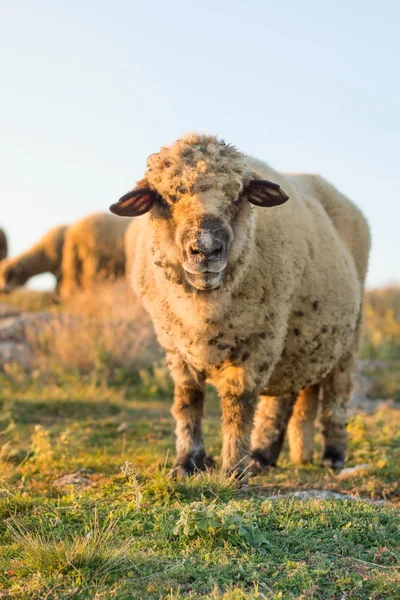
<box><xmin>157</xmin><ymin>196</ymin><xmax>170</xmax><ymax>209</ymax></box>
<box><xmin>152</xmin><ymin>195</ymin><xmax>171</xmax><ymax>219</ymax></box>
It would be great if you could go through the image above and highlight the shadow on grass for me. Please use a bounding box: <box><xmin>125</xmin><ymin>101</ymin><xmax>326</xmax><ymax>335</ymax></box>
<box><xmin>8</xmin><ymin>398</ymin><xmax>123</xmax><ymax>424</ymax></box>
<box><xmin>1</xmin><ymin>394</ymin><xmax>176</xmax><ymax>427</ymax></box>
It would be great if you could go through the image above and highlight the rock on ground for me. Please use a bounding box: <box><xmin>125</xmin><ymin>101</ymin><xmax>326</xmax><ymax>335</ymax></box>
<box><xmin>267</xmin><ymin>489</ymin><xmax>391</xmax><ymax>505</ymax></box>
<box><xmin>336</xmin><ymin>464</ymin><xmax>371</xmax><ymax>479</ymax></box>
<box><xmin>53</xmin><ymin>471</ymin><xmax>92</xmax><ymax>489</ymax></box>
<box><xmin>0</xmin><ymin>341</ymin><xmax>33</xmax><ymax>371</ymax></box>
<box><xmin>0</xmin><ymin>304</ymin><xmax>80</xmax><ymax>371</ymax></box>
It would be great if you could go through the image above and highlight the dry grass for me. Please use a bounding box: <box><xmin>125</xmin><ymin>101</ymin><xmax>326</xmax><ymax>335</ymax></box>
<box><xmin>2</xmin><ymin>282</ymin><xmax>399</xmax><ymax>398</ymax></box>
<box><xmin>60</xmin><ymin>280</ymin><xmax>143</xmax><ymax>320</ymax></box>
<box><xmin>7</xmin><ymin>511</ymin><xmax>132</xmax><ymax>578</ymax></box>
<box><xmin>0</xmin><ymin>289</ymin><xmax>54</xmax><ymax>312</ymax></box>
<box><xmin>26</xmin><ymin>281</ymin><xmax>162</xmax><ymax>379</ymax></box>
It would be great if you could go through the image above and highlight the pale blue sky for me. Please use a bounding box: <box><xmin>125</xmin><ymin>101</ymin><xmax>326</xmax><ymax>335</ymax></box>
<box><xmin>1</xmin><ymin>0</ymin><xmax>399</xmax><ymax>289</ymax></box>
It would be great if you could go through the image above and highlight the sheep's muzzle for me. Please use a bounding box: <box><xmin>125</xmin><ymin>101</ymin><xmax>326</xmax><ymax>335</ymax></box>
<box><xmin>181</xmin><ymin>216</ymin><xmax>232</xmax><ymax>291</ymax></box>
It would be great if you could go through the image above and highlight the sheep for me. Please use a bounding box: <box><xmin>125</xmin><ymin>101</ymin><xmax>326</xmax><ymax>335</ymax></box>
<box><xmin>0</xmin><ymin>228</ymin><xmax>7</xmax><ymax>261</ymax></box>
<box><xmin>112</xmin><ymin>133</ymin><xmax>370</xmax><ymax>477</ymax></box>
<box><xmin>58</xmin><ymin>212</ymin><xmax>130</xmax><ymax>300</ymax></box>
<box><xmin>0</xmin><ymin>225</ymin><xmax>67</xmax><ymax>293</ymax></box>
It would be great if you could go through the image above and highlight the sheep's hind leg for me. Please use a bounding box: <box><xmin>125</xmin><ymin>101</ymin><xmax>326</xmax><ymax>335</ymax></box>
<box><xmin>287</xmin><ymin>385</ymin><xmax>320</xmax><ymax>465</ymax></box>
<box><xmin>320</xmin><ymin>351</ymin><xmax>354</xmax><ymax>470</ymax></box>
<box><xmin>169</xmin><ymin>374</ymin><xmax>212</xmax><ymax>478</ymax></box>
<box><xmin>249</xmin><ymin>393</ymin><xmax>297</xmax><ymax>473</ymax></box>
<box><xmin>58</xmin><ymin>238</ymin><xmax>82</xmax><ymax>301</ymax></box>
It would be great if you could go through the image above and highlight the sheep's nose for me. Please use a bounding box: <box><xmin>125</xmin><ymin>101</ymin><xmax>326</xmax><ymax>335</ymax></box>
<box><xmin>188</xmin><ymin>239</ymin><xmax>224</xmax><ymax>261</ymax></box>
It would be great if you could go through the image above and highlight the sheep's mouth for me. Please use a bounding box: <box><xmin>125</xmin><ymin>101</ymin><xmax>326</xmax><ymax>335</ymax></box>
<box><xmin>184</xmin><ymin>269</ymin><xmax>224</xmax><ymax>291</ymax></box>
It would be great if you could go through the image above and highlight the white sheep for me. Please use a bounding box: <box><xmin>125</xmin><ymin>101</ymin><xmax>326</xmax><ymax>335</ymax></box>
<box><xmin>113</xmin><ymin>134</ymin><xmax>370</xmax><ymax>477</ymax></box>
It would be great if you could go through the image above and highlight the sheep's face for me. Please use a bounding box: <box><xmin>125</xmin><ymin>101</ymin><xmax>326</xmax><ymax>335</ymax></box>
<box><xmin>0</xmin><ymin>260</ymin><xmax>24</xmax><ymax>293</ymax></box>
<box><xmin>110</xmin><ymin>135</ymin><xmax>289</xmax><ymax>291</ymax></box>
<box><xmin>168</xmin><ymin>191</ymin><xmax>236</xmax><ymax>291</ymax></box>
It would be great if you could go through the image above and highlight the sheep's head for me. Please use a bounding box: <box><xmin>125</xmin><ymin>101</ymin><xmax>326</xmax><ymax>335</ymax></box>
<box><xmin>0</xmin><ymin>260</ymin><xmax>25</xmax><ymax>293</ymax></box>
<box><xmin>0</xmin><ymin>229</ymin><xmax>7</xmax><ymax>262</ymax></box>
<box><xmin>111</xmin><ymin>134</ymin><xmax>289</xmax><ymax>291</ymax></box>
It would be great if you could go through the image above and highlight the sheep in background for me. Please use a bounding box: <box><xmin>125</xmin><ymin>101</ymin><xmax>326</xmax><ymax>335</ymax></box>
<box><xmin>0</xmin><ymin>225</ymin><xmax>67</xmax><ymax>293</ymax></box>
<box><xmin>0</xmin><ymin>228</ymin><xmax>7</xmax><ymax>261</ymax></box>
<box><xmin>113</xmin><ymin>134</ymin><xmax>370</xmax><ymax>477</ymax></box>
<box><xmin>58</xmin><ymin>212</ymin><xmax>130</xmax><ymax>300</ymax></box>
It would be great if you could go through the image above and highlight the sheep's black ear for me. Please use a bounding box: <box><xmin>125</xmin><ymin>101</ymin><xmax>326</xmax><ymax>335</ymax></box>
<box><xmin>110</xmin><ymin>188</ymin><xmax>157</xmax><ymax>217</ymax></box>
<box><xmin>245</xmin><ymin>179</ymin><xmax>289</xmax><ymax>207</ymax></box>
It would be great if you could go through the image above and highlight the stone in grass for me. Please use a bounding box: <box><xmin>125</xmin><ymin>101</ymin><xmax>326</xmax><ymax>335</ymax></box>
<box><xmin>267</xmin><ymin>490</ymin><xmax>349</xmax><ymax>501</ymax></box>
<box><xmin>0</xmin><ymin>304</ymin><xmax>22</xmax><ymax>318</ymax></box>
<box><xmin>336</xmin><ymin>464</ymin><xmax>371</xmax><ymax>479</ymax></box>
<box><xmin>117</xmin><ymin>422</ymin><xmax>131</xmax><ymax>433</ymax></box>
<box><xmin>53</xmin><ymin>470</ymin><xmax>91</xmax><ymax>489</ymax></box>
<box><xmin>292</xmin><ymin>490</ymin><xmax>356</xmax><ymax>500</ymax></box>
<box><xmin>268</xmin><ymin>489</ymin><xmax>391</xmax><ymax>505</ymax></box>
<box><xmin>0</xmin><ymin>342</ymin><xmax>33</xmax><ymax>371</ymax></box>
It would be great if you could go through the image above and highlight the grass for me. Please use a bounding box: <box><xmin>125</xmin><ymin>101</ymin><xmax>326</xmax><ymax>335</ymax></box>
<box><xmin>361</xmin><ymin>361</ymin><xmax>400</xmax><ymax>402</ymax></box>
<box><xmin>0</xmin><ymin>370</ymin><xmax>399</xmax><ymax>599</ymax></box>
<box><xmin>0</xmin><ymin>289</ymin><xmax>55</xmax><ymax>312</ymax></box>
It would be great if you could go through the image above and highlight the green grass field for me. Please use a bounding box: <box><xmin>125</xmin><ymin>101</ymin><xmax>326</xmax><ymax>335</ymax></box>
<box><xmin>1</xmin><ymin>369</ymin><xmax>399</xmax><ymax>599</ymax></box>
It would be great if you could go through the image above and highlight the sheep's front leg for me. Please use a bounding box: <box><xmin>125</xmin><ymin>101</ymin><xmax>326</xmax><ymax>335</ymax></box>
<box><xmin>168</xmin><ymin>359</ymin><xmax>210</xmax><ymax>477</ymax></box>
<box><xmin>217</xmin><ymin>367</ymin><xmax>259</xmax><ymax>476</ymax></box>
<box><xmin>249</xmin><ymin>394</ymin><xmax>297</xmax><ymax>473</ymax></box>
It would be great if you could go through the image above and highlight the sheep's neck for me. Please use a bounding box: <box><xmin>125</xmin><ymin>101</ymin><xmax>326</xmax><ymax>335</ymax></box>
<box><xmin>16</xmin><ymin>248</ymin><xmax>57</xmax><ymax>282</ymax></box>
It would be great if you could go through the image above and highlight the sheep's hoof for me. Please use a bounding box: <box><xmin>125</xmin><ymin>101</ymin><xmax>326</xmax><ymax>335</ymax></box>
<box><xmin>248</xmin><ymin>452</ymin><xmax>277</xmax><ymax>475</ymax></box>
<box><xmin>321</xmin><ymin>446</ymin><xmax>345</xmax><ymax>471</ymax></box>
<box><xmin>168</xmin><ymin>453</ymin><xmax>215</xmax><ymax>479</ymax></box>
